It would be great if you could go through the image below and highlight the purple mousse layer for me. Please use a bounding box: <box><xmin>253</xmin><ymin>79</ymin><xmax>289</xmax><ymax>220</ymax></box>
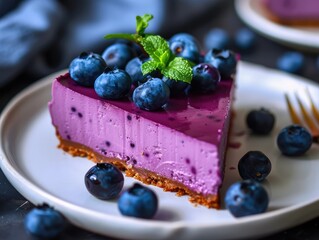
<box><xmin>48</xmin><ymin>73</ymin><xmax>234</xmax><ymax>196</ymax></box>
<box><xmin>262</xmin><ymin>0</ymin><xmax>319</xmax><ymax>20</ymax></box>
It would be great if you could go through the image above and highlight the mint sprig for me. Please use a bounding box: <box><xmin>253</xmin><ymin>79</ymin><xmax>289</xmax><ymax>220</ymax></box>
<box><xmin>104</xmin><ymin>14</ymin><xmax>193</xmax><ymax>83</ymax></box>
<box><xmin>136</xmin><ymin>14</ymin><xmax>153</xmax><ymax>36</ymax></box>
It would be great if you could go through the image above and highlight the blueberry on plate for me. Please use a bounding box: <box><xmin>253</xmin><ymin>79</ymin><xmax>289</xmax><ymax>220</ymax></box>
<box><xmin>235</xmin><ymin>28</ymin><xmax>256</xmax><ymax>51</ymax></box>
<box><xmin>204</xmin><ymin>28</ymin><xmax>230</xmax><ymax>50</ymax></box>
<box><xmin>238</xmin><ymin>151</ymin><xmax>272</xmax><ymax>182</ymax></box>
<box><xmin>276</xmin><ymin>51</ymin><xmax>304</xmax><ymax>74</ymax></box>
<box><xmin>169</xmin><ymin>33</ymin><xmax>201</xmax><ymax>63</ymax></box>
<box><xmin>24</xmin><ymin>203</ymin><xmax>66</xmax><ymax>239</ymax></box>
<box><xmin>85</xmin><ymin>163</ymin><xmax>124</xmax><ymax>200</ymax></box>
<box><xmin>118</xmin><ymin>183</ymin><xmax>158</xmax><ymax>219</ymax></box>
<box><xmin>94</xmin><ymin>68</ymin><xmax>132</xmax><ymax>99</ymax></box>
<box><xmin>162</xmin><ymin>76</ymin><xmax>190</xmax><ymax>96</ymax></box>
<box><xmin>102</xmin><ymin>42</ymin><xmax>135</xmax><ymax>69</ymax></box>
<box><xmin>246</xmin><ymin>108</ymin><xmax>275</xmax><ymax>135</ymax></box>
<box><xmin>133</xmin><ymin>77</ymin><xmax>170</xmax><ymax>111</ymax></box>
<box><xmin>204</xmin><ymin>49</ymin><xmax>237</xmax><ymax>79</ymax></box>
<box><xmin>277</xmin><ymin>124</ymin><xmax>312</xmax><ymax>156</ymax></box>
<box><xmin>69</xmin><ymin>52</ymin><xmax>106</xmax><ymax>87</ymax></box>
<box><xmin>225</xmin><ymin>180</ymin><xmax>269</xmax><ymax>218</ymax></box>
<box><xmin>191</xmin><ymin>63</ymin><xmax>221</xmax><ymax>93</ymax></box>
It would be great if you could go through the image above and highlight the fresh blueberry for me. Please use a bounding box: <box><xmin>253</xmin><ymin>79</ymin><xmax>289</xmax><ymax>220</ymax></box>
<box><xmin>246</xmin><ymin>108</ymin><xmax>275</xmax><ymax>135</ymax></box>
<box><xmin>277</xmin><ymin>51</ymin><xmax>304</xmax><ymax>74</ymax></box>
<box><xmin>225</xmin><ymin>180</ymin><xmax>269</xmax><ymax>218</ymax></box>
<box><xmin>24</xmin><ymin>203</ymin><xmax>66</xmax><ymax>239</ymax></box>
<box><xmin>238</xmin><ymin>151</ymin><xmax>272</xmax><ymax>182</ymax></box>
<box><xmin>235</xmin><ymin>28</ymin><xmax>256</xmax><ymax>51</ymax></box>
<box><xmin>133</xmin><ymin>77</ymin><xmax>170</xmax><ymax>111</ymax></box>
<box><xmin>162</xmin><ymin>76</ymin><xmax>190</xmax><ymax>96</ymax></box>
<box><xmin>204</xmin><ymin>49</ymin><xmax>237</xmax><ymax>79</ymax></box>
<box><xmin>69</xmin><ymin>52</ymin><xmax>106</xmax><ymax>87</ymax></box>
<box><xmin>125</xmin><ymin>57</ymin><xmax>150</xmax><ymax>86</ymax></box>
<box><xmin>191</xmin><ymin>63</ymin><xmax>221</xmax><ymax>93</ymax></box>
<box><xmin>204</xmin><ymin>28</ymin><xmax>230</xmax><ymax>50</ymax></box>
<box><xmin>277</xmin><ymin>124</ymin><xmax>312</xmax><ymax>156</ymax></box>
<box><xmin>169</xmin><ymin>33</ymin><xmax>201</xmax><ymax>63</ymax></box>
<box><xmin>94</xmin><ymin>67</ymin><xmax>132</xmax><ymax>99</ymax></box>
<box><xmin>85</xmin><ymin>163</ymin><xmax>124</xmax><ymax>200</ymax></box>
<box><xmin>118</xmin><ymin>183</ymin><xmax>158</xmax><ymax>219</ymax></box>
<box><xmin>102</xmin><ymin>43</ymin><xmax>135</xmax><ymax>69</ymax></box>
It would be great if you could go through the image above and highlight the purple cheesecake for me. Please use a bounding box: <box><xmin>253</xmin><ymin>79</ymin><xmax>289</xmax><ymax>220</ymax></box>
<box><xmin>48</xmin><ymin>73</ymin><xmax>235</xmax><ymax>208</ymax></box>
<box><xmin>261</xmin><ymin>0</ymin><xmax>319</xmax><ymax>26</ymax></box>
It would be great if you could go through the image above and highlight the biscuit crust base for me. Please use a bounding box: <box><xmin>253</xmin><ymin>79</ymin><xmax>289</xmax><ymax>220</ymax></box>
<box><xmin>56</xmin><ymin>131</ymin><xmax>220</xmax><ymax>209</ymax></box>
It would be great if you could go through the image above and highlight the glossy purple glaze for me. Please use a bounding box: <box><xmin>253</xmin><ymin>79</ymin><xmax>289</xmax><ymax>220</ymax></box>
<box><xmin>262</xmin><ymin>0</ymin><xmax>319</xmax><ymax>20</ymax></box>
<box><xmin>49</xmin><ymin>73</ymin><xmax>234</xmax><ymax>196</ymax></box>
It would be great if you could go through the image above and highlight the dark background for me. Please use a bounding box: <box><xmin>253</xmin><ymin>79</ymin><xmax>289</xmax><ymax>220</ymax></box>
<box><xmin>1</xmin><ymin>1</ymin><xmax>319</xmax><ymax>239</ymax></box>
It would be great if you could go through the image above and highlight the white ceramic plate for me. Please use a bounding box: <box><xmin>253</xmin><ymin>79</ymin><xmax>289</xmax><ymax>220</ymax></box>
<box><xmin>235</xmin><ymin>0</ymin><xmax>319</xmax><ymax>51</ymax></box>
<box><xmin>1</xmin><ymin>62</ymin><xmax>319</xmax><ymax>240</ymax></box>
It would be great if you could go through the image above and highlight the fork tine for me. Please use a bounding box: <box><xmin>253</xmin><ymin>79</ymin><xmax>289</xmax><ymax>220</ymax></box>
<box><xmin>285</xmin><ymin>93</ymin><xmax>302</xmax><ymax>125</ymax></box>
<box><xmin>295</xmin><ymin>92</ymin><xmax>319</xmax><ymax>136</ymax></box>
<box><xmin>306</xmin><ymin>88</ymin><xmax>319</xmax><ymax>123</ymax></box>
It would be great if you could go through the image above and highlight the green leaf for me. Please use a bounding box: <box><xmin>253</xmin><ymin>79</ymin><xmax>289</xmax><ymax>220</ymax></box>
<box><xmin>162</xmin><ymin>57</ymin><xmax>193</xmax><ymax>83</ymax></box>
<box><xmin>141</xmin><ymin>35</ymin><xmax>171</xmax><ymax>67</ymax></box>
<box><xmin>141</xmin><ymin>59</ymin><xmax>160</xmax><ymax>75</ymax></box>
<box><xmin>136</xmin><ymin>14</ymin><xmax>153</xmax><ymax>36</ymax></box>
<box><xmin>104</xmin><ymin>33</ymin><xmax>136</xmax><ymax>42</ymax></box>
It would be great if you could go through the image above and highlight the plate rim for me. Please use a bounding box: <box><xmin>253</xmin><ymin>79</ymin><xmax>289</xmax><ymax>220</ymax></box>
<box><xmin>1</xmin><ymin>62</ymin><xmax>319</xmax><ymax>239</ymax></box>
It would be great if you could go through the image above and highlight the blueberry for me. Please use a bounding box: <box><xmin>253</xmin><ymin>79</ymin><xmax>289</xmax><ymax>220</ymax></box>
<box><xmin>125</xmin><ymin>57</ymin><xmax>150</xmax><ymax>86</ymax></box>
<box><xmin>204</xmin><ymin>28</ymin><xmax>230</xmax><ymax>50</ymax></box>
<box><xmin>225</xmin><ymin>180</ymin><xmax>269</xmax><ymax>218</ymax></box>
<box><xmin>102</xmin><ymin>43</ymin><xmax>135</xmax><ymax>69</ymax></box>
<box><xmin>277</xmin><ymin>124</ymin><xmax>312</xmax><ymax>156</ymax></box>
<box><xmin>169</xmin><ymin>33</ymin><xmax>201</xmax><ymax>63</ymax></box>
<box><xmin>204</xmin><ymin>49</ymin><xmax>237</xmax><ymax>79</ymax></box>
<box><xmin>246</xmin><ymin>108</ymin><xmax>275</xmax><ymax>135</ymax></box>
<box><xmin>69</xmin><ymin>52</ymin><xmax>106</xmax><ymax>87</ymax></box>
<box><xmin>133</xmin><ymin>77</ymin><xmax>170</xmax><ymax>111</ymax></box>
<box><xmin>118</xmin><ymin>183</ymin><xmax>158</xmax><ymax>219</ymax></box>
<box><xmin>277</xmin><ymin>51</ymin><xmax>304</xmax><ymax>74</ymax></box>
<box><xmin>85</xmin><ymin>163</ymin><xmax>124</xmax><ymax>200</ymax></box>
<box><xmin>24</xmin><ymin>204</ymin><xmax>66</xmax><ymax>239</ymax></box>
<box><xmin>94</xmin><ymin>68</ymin><xmax>132</xmax><ymax>99</ymax></box>
<box><xmin>191</xmin><ymin>63</ymin><xmax>221</xmax><ymax>93</ymax></box>
<box><xmin>235</xmin><ymin>28</ymin><xmax>256</xmax><ymax>51</ymax></box>
<box><xmin>162</xmin><ymin>76</ymin><xmax>190</xmax><ymax>96</ymax></box>
<box><xmin>238</xmin><ymin>151</ymin><xmax>272</xmax><ymax>182</ymax></box>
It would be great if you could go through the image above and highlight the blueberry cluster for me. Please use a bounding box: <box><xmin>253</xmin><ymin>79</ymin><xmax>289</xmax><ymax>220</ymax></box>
<box><xmin>204</xmin><ymin>27</ymin><xmax>256</xmax><ymax>52</ymax></box>
<box><xmin>84</xmin><ymin>163</ymin><xmax>158</xmax><ymax>219</ymax></box>
<box><xmin>69</xmin><ymin>32</ymin><xmax>237</xmax><ymax>111</ymax></box>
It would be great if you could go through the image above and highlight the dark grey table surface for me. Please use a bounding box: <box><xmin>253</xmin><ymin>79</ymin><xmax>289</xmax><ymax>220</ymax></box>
<box><xmin>1</xmin><ymin>1</ymin><xmax>319</xmax><ymax>239</ymax></box>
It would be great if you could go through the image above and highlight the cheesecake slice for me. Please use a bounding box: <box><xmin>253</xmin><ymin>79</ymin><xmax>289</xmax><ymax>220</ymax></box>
<box><xmin>48</xmin><ymin>73</ymin><xmax>235</xmax><ymax>208</ymax></box>
<box><xmin>261</xmin><ymin>0</ymin><xmax>319</xmax><ymax>26</ymax></box>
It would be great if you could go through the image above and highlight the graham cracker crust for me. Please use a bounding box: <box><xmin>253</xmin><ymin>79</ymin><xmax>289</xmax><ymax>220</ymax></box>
<box><xmin>56</xmin><ymin>131</ymin><xmax>220</xmax><ymax>209</ymax></box>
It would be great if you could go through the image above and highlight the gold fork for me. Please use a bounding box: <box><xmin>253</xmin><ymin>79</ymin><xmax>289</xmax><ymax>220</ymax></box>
<box><xmin>285</xmin><ymin>89</ymin><xmax>319</xmax><ymax>144</ymax></box>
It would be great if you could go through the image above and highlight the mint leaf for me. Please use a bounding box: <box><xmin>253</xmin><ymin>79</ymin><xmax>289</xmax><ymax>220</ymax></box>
<box><xmin>104</xmin><ymin>33</ymin><xmax>137</xmax><ymax>42</ymax></box>
<box><xmin>141</xmin><ymin>59</ymin><xmax>160</xmax><ymax>75</ymax></box>
<box><xmin>136</xmin><ymin>14</ymin><xmax>153</xmax><ymax>36</ymax></box>
<box><xmin>141</xmin><ymin>35</ymin><xmax>172</xmax><ymax>68</ymax></box>
<box><xmin>162</xmin><ymin>57</ymin><xmax>193</xmax><ymax>83</ymax></box>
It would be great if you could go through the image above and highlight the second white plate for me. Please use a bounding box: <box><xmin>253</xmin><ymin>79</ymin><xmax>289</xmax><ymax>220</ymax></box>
<box><xmin>1</xmin><ymin>62</ymin><xmax>319</xmax><ymax>240</ymax></box>
<box><xmin>235</xmin><ymin>0</ymin><xmax>319</xmax><ymax>51</ymax></box>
